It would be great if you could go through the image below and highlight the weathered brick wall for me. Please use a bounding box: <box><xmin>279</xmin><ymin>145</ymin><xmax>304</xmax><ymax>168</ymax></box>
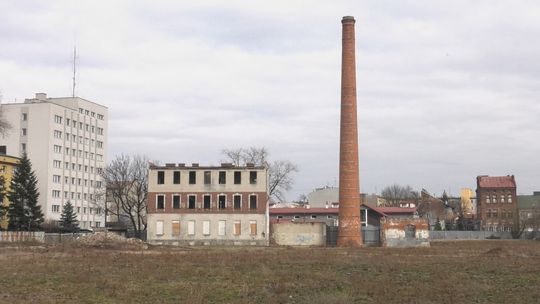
<box><xmin>380</xmin><ymin>218</ymin><xmax>430</xmax><ymax>247</ymax></box>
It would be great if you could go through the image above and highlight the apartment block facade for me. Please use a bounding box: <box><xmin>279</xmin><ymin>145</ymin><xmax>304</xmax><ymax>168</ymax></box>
<box><xmin>147</xmin><ymin>163</ymin><xmax>269</xmax><ymax>246</ymax></box>
<box><xmin>0</xmin><ymin>93</ymin><xmax>108</xmax><ymax>229</ymax></box>
<box><xmin>476</xmin><ymin>175</ymin><xmax>517</xmax><ymax>231</ymax></box>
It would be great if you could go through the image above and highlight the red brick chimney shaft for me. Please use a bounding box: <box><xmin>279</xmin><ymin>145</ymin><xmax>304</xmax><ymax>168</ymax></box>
<box><xmin>337</xmin><ymin>16</ymin><xmax>362</xmax><ymax>247</ymax></box>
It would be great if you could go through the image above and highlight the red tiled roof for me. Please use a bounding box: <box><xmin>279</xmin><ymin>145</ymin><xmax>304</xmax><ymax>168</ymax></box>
<box><xmin>477</xmin><ymin>175</ymin><xmax>516</xmax><ymax>189</ymax></box>
<box><xmin>269</xmin><ymin>208</ymin><xmax>339</xmax><ymax>215</ymax></box>
<box><xmin>372</xmin><ymin>207</ymin><xmax>417</xmax><ymax>215</ymax></box>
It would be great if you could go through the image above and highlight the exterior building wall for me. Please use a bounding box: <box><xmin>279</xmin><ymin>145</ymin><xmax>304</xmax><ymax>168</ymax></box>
<box><xmin>476</xmin><ymin>176</ymin><xmax>517</xmax><ymax>232</ymax></box>
<box><xmin>380</xmin><ymin>218</ymin><xmax>430</xmax><ymax>247</ymax></box>
<box><xmin>147</xmin><ymin>164</ymin><xmax>269</xmax><ymax>246</ymax></box>
<box><xmin>0</xmin><ymin>93</ymin><xmax>108</xmax><ymax>229</ymax></box>
<box><xmin>270</xmin><ymin>222</ymin><xmax>326</xmax><ymax>246</ymax></box>
<box><xmin>460</xmin><ymin>188</ymin><xmax>475</xmax><ymax>216</ymax></box>
<box><xmin>307</xmin><ymin>187</ymin><xmax>338</xmax><ymax>208</ymax></box>
<box><xmin>0</xmin><ymin>155</ymin><xmax>20</xmax><ymax>229</ymax></box>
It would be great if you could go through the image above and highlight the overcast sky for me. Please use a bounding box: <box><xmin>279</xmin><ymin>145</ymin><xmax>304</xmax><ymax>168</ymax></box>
<box><xmin>1</xmin><ymin>1</ymin><xmax>539</xmax><ymax>199</ymax></box>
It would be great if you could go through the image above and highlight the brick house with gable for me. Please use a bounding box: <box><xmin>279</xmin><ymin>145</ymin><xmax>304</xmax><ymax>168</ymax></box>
<box><xmin>476</xmin><ymin>175</ymin><xmax>517</xmax><ymax>231</ymax></box>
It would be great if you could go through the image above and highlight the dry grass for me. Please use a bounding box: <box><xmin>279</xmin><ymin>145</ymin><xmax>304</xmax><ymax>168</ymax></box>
<box><xmin>0</xmin><ymin>240</ymin><xmax>539</xmax><ymax>303</ymax></box>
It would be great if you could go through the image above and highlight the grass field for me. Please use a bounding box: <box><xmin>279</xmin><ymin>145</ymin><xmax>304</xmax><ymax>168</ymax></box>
<box><xmin>0</xmin><ymin>240</ymin><xmax>539</xmax><ymax>303</ymax></box>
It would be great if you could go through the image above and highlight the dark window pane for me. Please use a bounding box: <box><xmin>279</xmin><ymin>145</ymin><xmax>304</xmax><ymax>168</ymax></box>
<box><xmin>234</xmin><ymin>171</ymin><xmax>241</xmax><ymax>184</ymax></box>
<box><xmin>173</xmin><ymin>196</ymin><xmax>180</xmax><ymax>209</ymax></box>
<box><xmin>188</xmin><ymin>196</ymin><xmax>196</xmax><ymax>209</ymax></box>
<box><xmin>234</xmin><ymin>196</ymin><xmax>241</xmax><ymax>209</ymax></box>
<box><xmin>250</xmin><ymin>171</ymin><xmax>257</xmax><ymax>184</ymax></box>
<box><xmin>204</xmin><ymin>171</ymin><xmax>211</xmax><ymax>184</ymax></box>
<box><xmin>218</xmin><ymin>171</ymin><xmax>226</xmax><ymax>184</ymax></box>
<box><xmin>249</xmin><ymin>195</ymin><xmax>257</xmax><ymax>210</ymax></box>
<box><xmin>157</xmin><ymin>171</ymin><xmax>165</xmax><ymax>184</ymax></box>
<box><xmin>189</xmin><ymin>171</ymin><xmax>196</xmax><ymax>184</ymax></box>
<box><xmin>173</xmin><ymin>171</ymin><xmax>180</xmax><ymax>184</ymax></box>
<box><xmin>203</xmin><ymin>195</ymin><xmax>211</xmax><ymax>209</ymax></box>
<box><xmin>157</xmin><ymin>195</ymin><xmax>164</xmax><ymax>209</ymax></box>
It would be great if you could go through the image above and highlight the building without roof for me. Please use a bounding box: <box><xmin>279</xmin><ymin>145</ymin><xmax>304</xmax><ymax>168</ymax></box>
<box><xmin>476</xmin><ymin>175</ymin><xmax>517</xmax><ymax>232</ymax></box>
<box><xmin>146</xmin><ymin>163</ymin><xmax>269</xmax><ymax>246</ymax></box>
<box><xmin>0</xmin><ymin>93</ymin><xmax>107</xmax><ymax>229</ymax></box>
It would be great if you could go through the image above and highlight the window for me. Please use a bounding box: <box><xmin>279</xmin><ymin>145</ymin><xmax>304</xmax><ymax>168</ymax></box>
<box><xmin>202</xmin><ymin>220</ymin><xmax>210</xmax><ymax>236</ymax></box>
<box><xmin>405</xmin><ymin>224</ymin><xmax>416</xmax><ymax>238</ymax></box>
<box><xmin>52</xmin><ymin>205</ymin><xmax>60</xmax><ymax>213</ymax></box>
<box><xmin>54</xmin><ymin>145</ymin><xmax>62</xmax><ymax>153</ymax></box>
<box><xmin>173</xmin><ymin>195</ymin><xmax>180</xmax><ymax>209</ymax></box>
<box><xmin>54</xmin><ymin>115</ymin><xmax>63</xmax><ymax>124</ymax></box>
<box><xmin>157</xmin><ymin>195</ymin><xmax>165</xmax><ymax>210</ymax></box>
<box><xmin>173</xmin><ymin>171</ymin><xmax>181</xmax><ymax>184</ymax></box>
<box><xmin>53</xmin><ymin>160</ymin><xmax>61</xmax><ymax>168</ymax></box>
<box><xmin>157</xmin><ymin>171</ymin><xmax>165</xmax><ymax>184</ymax></box>
<box><xmin>21</xmin><ymin>144</ymin><xmax>26</xmax><ymax>152</ymax></box>
<box><xmin>218</xmin><ymin>171</ymin><xmax>226</xmax><ymax>184</ymax></box>
<box><xmin>53</xmin><ymin>130</ymin><xmax>62</xmax><ymax>139</ymax></box>
<box><xmin>218</xmin><ymin>220</ymin><xmax>226</xmax><ymax>236</ymax></box>
<box><xmin>156</xmin><ymin>221</ymin><xmax>164</xmax><ymax>236</ymax></box>
<box><xmin>172</xmin><ymin>221</ymin><xmax>180</xmax><ymax>237</ymax></box>
<box><xmin>249</xmin><ymin>220</ymin><xmax>257</xmax><ymax>235</ymax></box>
<box><xmin>189</xmin><ymin>171</ymin><xmax>196</xmax><ymax>184</ymax></box>
<box><xmin>250</xmin><ymin>171</ymin><xmax>257</xmax><ymax>184</ymax></box>
<box><xmin>486</xmin><ymin>196</ymin><xmax>490</xmax><ymax>203</ymax></box>
<box><xmin>311</xmin><ymin>215</ymin><xmax>317</xmax><ymax>219</ymax></box>
<box><xmin>188</xmin><ymin>195</ymin><xmax>196</xmax><ymax>209</ymax></box>
<box><xmin>52</xmin><ymin>190</ymin><xmax>60</xmax><ymax>198</ymax></box>
<box><xmin>233</xmin><ymin>221</ymin><xmax>241</xmax><ymax>236</ymax></box>
<box><xmin>249</xmin><ymin>195</ymin><xmax>257</xmax><ymax>210</ymax></box>
<box><xmin>234</xmin><ymin>195</ymin><xmax>241</xmax><ymax>210</ymax></box>
<box><xmin>204</xmin><ymin>171</ymin><xmax>211</xmax><ymax>184</ymax></box>
<box><xmin>218</xmin><ymin>195</ymin><xmax>226</xmax><ymax>209</ymax></box>
<box><xmin>21</xmin><ymin>128</ymin><xmax>27</xmax><ymax>136</ymax></box>
<box><xmin>203</xmin><ymin>195</ymin><xmax>211</xmax><ymax>209</ymax></box>
<box><xmin>97</xmin><ymin>127</ymin><xmax>103</xmax><ymax>135</ymax></box>
<box><xmin>22</xmin><ymin>113</ymin><xmax>27</xmax><ymax>121</ymax></box>
<box><xmin>53</xmin><ymin>175</ymin><xmax>61</xmax><ymax>183</ymax></box>
<box><xmin>97</xmin><ymin>141</ymin><xmax>103</xmax><ymax>148</ymax></box>
<box><xmin>234</xmin><ymin>171</ymin><xmax>241</xmax><ymax>184</ymax></box>
<box><xmin>492</xmin><ymin>195</ymin><xmax>497</xmax><ymax>204</ymax></box>
<box><xmin>294</xmin><ymin>215</ymin><xmax>301</xmax><ymax>219</ymax></box>
<box><xmin>277</xmin><ymin>215</ymin><xmax>283</xmax><ymax>219</ymax></box>
<box><xmin>188</xmin><ymin>221</ymin><xmax>195</xmax><ymax>235</ymax></box>
<box><xmin>507</xmin><ymin>195</ymin><xmax>512</xmax><ymax>203</ymax></box>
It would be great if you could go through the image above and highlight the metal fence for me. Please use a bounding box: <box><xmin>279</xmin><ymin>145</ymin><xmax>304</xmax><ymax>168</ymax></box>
<box><xmin>0</xmin><ymin>231</ymin><xmax>45</xmax><ymax>243</ymax></box>
<box><xmin>429</xmin><ymin>230</ymin><xmax>513</xmax><ymax>240</ymax></box>
<box><xmin>326</xmin><ymin>226</ymin><xmax>380</xmax><ymax>246</ymax></box>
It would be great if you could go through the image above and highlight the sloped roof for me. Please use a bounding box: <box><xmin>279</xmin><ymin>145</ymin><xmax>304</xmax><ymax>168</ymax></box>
<box><xmin>477</xmin><ymin>175</ymin><xmax>516</xmax><ymax>188</ymax></box>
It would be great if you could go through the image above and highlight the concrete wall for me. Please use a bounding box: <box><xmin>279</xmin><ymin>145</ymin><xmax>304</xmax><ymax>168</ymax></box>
<box><xmin>147</xmin><ymin>213</ymin><xmax>268</xmax><ymax>246</ymax></box>
<box><xmin>0</xmin><ymin>231</ymin><xmax>45</xmax><ymax>243</ymax></box>
<box><xmin>429</xmin><ymin>231</ymin><xmax>513</xmax><ymax>240</ymax></box>
<box><xmin>270</xmin><ymin>222</ymin><xmax>326</xmax><ymax>246</ymax></box>
<box><xmin>381</xmin><ymin>218</ymin><xmax>430</xmax><ymax>247</ymax></box>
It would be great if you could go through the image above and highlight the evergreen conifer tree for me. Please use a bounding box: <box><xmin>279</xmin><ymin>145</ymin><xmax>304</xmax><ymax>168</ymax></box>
<box><xmin>0</xmin><ymin>176</ymin><xmax>8</xmax><ymax>230</ymax></box>
<box><xmin>7</xmin><ymin>153</ymin><xmax>43</xmax><ymax>231</ymax></box>
<box><xmin>434</xmin><ymin>218</ymin><xmax>443</xmax><ymax>231</ymax></box>
<box><xmin>59</xmin><ymin>200</ymin><xmax>78</xmax><ymax>232</ymax></box>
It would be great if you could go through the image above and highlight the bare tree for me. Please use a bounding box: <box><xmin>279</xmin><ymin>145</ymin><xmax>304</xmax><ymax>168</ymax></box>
<box><xmin>0</xmin><ymin>105</ymin><xmax>12</xmax><ymax>137</ymax></box>
<box><xmin>381</xmin><ymin>183</ymin><xmax>418</xmax><ymax>207</ymax></box>
<box><xmin>99</xmin><ymin>154</ymin><xmax>148</xmax><ymax>239</ymax></box>
<box><xmin>221</xmin><ymin>147</ymin><xmax>298</xmax><ymax>202</ymax></box>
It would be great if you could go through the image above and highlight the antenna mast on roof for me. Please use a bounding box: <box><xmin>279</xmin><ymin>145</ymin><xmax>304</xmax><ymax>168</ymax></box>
<box><xmin>72</xmin><ymin>46</ymin><xmax>77</xmax><ymax>97</ymax></box>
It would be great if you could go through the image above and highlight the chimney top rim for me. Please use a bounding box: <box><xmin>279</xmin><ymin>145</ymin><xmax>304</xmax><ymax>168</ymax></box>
<box><xmin>342</xmin><ymin>16</ymin><xmax>355</xmax><ymax>23</ymax></box>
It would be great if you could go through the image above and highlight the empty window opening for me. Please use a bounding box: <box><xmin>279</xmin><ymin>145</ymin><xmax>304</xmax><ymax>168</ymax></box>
<box><xmin>173</xmin><ymin>171</ymin><xmax>181</xmax><ymax>184</ymax></box>
<box><xmin>218</xmin><ymin>171</ymin><xmax>226</xmax><ymax>184</ymax></box>
<box><xmin>157</xmin><ymin>171</ymin><xmax>165</xmax><ymax>184</ymax></box>
<box><xmin>173</xmin><ymin>195</ymin><xmax>180</xmax><ymax>209</ymax></box>
<box><xmin>189</xmin><ymin>171</ymin><xmax>196</xmax><ymax>184</ymax></box>
<box><xmin>234</xmin><ymin>195</ymin><xmax>241</xmax><ymax>210</ymax></box>
<box><xmin>250</xmin><ymin>171</ymin><xmax>257</xmax><ymax>184</ymax></box>
<box><xmin>234</xmin><ymin>171</ymin><xmax>241</xmax><ymax>184</ymax></box>
<box><xmin>203</xmin><ymin>195</ymin><xmax>211</xmax><ymax>209</ymax></box>
<box><xmin>218</xmin><ymin>195</ymin><xmax>226</xmax><ymax>209</ymax></box>
<box><xmin>204</xmin><ymin>171</ymin><xmax>211</xmax><ymax>185</ymax></box>
<box><xmin>157</xmin><ymin>195</ymin><xmax>165</xmax><ymax>209</ymax></box>
<box><xmin>188</xmin><ymin>195</ymin><xmax>196</xmax><ymax>209</ymax></box>
<box><xmin>249</xmin><ymin>195</ymin><xmax>257</xmax><ymax>210</ymax></box>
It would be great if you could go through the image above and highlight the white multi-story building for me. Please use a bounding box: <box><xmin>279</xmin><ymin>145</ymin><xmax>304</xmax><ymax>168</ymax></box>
<box><xmin>0</xmin><ymin>93</ymin><xmax>108</xmax><ymax>229</ymax></box>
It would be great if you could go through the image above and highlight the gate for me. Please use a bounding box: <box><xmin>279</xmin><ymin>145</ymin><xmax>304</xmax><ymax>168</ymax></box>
<box><xmin>326</xmin><ymin>226</ymin><xmax>380</xmax><ymax>246</ymax></box>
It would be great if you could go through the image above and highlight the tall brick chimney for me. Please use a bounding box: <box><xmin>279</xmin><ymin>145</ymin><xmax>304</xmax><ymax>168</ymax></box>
<box><xmin>337</xmin><ymin>16</ymin><xmax>362</xmax><ymax>247</ymax></box>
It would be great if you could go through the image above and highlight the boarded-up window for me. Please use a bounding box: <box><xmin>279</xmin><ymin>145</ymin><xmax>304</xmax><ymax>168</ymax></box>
<box><xmin>249</xmin><ymin>220</ymin><xmax>257</xmax><ymax>235</ymax></box>
<box><xmin>188</xmin><ymin>221</ymin><xmax>195</xmax><ymax>235</ymax></box>
<box><xmin>173</xmin><ymin>195</ymin><xmax>180</xmax><ymax>209</ymax></box>
<box><xmin>218</xmin><ymin>220</ymin><xmax>226</xmax><ymax>236</ymax></box>
<box><xmin>234</xmin><ymin>195</ymin><xmax>241</xmax><ymax>210</ymax></box>
<box><xmin>156</xmin><ymin>220</ymin><xmax>164</xmax><ymax>236</ymax></box>
<box><xmin>172</xmin><ymin>221</ymin><xmax>180</xmax><ymax>236</ymax></box>
<box><xmin>233</xmin><ymin>221</ymin><xmax>241</xmax><ymax>236</ymax></box>
<box><xmin>203</xmin><ymin>220</ymin><xmax>210</xmax><ymax>236</ymax></box>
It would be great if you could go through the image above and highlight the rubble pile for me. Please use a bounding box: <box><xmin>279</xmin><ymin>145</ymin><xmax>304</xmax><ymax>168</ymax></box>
<box><xmin>76</xmin><ymin>232</ymin><xmax>148</xmax><ymax>250</ymax></box>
